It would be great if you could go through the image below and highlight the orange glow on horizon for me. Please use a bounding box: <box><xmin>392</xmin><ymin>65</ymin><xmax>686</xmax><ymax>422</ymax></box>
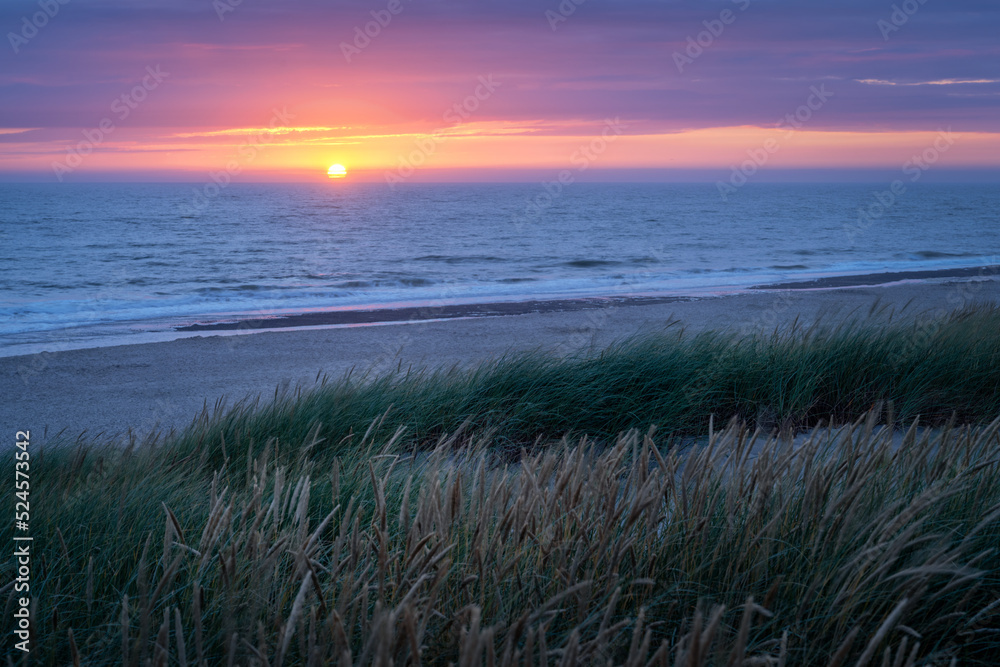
<box><xmin>3</xmin><ymin>123</ymin><xmax>999</xmax><ymax>178</ymax></box>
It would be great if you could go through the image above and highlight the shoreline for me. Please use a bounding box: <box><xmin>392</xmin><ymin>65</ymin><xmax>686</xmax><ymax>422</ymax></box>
<box><xmin>174</xmin><ymin>294</ymin><xmax>693</xmax><ymax>332</ymax></box>
<box><xmin>751</xmin><ymin>264</ymin><xmax>1000</xmax><ymax>291</ymax></box>
<box><xmin>3</xmin><ymin>277</ymin><xmax>999</xmax><ymax>441</ymax></box>
<box><xmin>1</xmin><ymin>266</ymin><xmax>996</xmax><ymax>359</ymax></box>
<box><xmin>174</xmin><ymin>264</ymin><xmax>1000</xmax><ymax>333</ymax></box>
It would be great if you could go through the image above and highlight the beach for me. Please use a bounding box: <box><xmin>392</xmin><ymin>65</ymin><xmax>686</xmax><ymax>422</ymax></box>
<box><xmin>4</xmin><ymin>275</ymin><xmax>998</xmax><ymax>442</ymax></box>
<box><xmin>10</xmin><ymin>2</ymin><xmax>1000</xmax><ymax>660</ymax></box>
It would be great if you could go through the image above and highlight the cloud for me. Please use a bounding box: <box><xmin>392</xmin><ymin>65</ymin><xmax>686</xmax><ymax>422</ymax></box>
<box><xmin>858</xmin><ymin>79</ymin><xmax>1000</xmax><ymax>86</ymax></box>
<box><xmin>1</xmin><ymin>0</ymin><xmax>999</xmax><ymax>171</ymax></box>
<box><xmin>171</xmin><ymin>126</ymin><xmax>346</xmax><ymax>138</ymax></box>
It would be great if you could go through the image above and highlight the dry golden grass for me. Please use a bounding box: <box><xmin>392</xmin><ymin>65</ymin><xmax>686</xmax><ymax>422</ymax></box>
<box><xmin>9</xmin><ymin>411</ymin><xmax>1000</xmax><ymax>665</ymax></box>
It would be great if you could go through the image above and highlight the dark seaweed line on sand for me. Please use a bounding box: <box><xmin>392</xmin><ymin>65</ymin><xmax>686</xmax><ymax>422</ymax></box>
<box><xmin>175</xmin><ymin>265</ymin><xmax>1000</xmax><ymax>333</ymax></box>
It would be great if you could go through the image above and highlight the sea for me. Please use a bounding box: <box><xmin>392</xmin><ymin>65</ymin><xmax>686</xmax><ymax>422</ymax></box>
<box><xmin>1</xmin><ymin>182</ymin><xmax>998</xmax><ymax>357</ymax></box>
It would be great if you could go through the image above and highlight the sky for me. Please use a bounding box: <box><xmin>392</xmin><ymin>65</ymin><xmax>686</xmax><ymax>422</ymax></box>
<box><xmin>1</xmin><ymin>0</ymin><xmax>999</xmax><ymax>182</ymax></box>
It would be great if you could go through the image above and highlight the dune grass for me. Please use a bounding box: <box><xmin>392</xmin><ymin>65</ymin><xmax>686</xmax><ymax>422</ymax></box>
<box><xmin>172</xmin><ymin>302</ymin><xmax>1000</xmax><ymax>469</ymax></box>
<box><xmin>3</xmin><ymin>304</ymin><xmax>1000</xmax><ymax>664</ymax></box>
<box><xmin>5</xmin><ymin>415</ymin><xmax>1000</xmax><ymax>665</ymax></box>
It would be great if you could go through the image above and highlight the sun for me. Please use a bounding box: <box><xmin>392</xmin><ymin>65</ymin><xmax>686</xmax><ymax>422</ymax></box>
<box><xmin>327</xmin><ymin>163</ymin><xmax>347</xmax><ymax>179</ymax></box>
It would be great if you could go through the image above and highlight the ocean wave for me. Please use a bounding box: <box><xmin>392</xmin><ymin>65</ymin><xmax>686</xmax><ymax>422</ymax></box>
<box><xmin>414</xmin><ymin>255</ymin><xmax>506</xmax><ymax>264</ymax></box>
<box><xmin>911</xmin><ymin>250</ymin><xmax>981</xmax><ymax>259</ymax></box>
<box><xmin>563</xmin><ymin>260</ymin><xmax>624</xmax><ymax>269</ymax></box>
<box><xmin>3</xmin><ymin>182</ymin><xmax>997</xmax><ymax>352</ymax></box>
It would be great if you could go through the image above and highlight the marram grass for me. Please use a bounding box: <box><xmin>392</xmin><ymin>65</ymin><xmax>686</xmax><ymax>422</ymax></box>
<box><xmin>4</xmin><ymin>414</ymin><xmax>1000</xmax><ymax>664</ymax></box>
<box><xmin>171</xmin><ymin>302</ymin><xmax>1000</xmax><ymax>468</ymax></box>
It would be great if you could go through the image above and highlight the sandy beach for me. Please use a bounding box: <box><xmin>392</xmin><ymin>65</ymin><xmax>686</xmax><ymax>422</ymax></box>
<box><xmin>3</xmin><ymin>275</ymin><xmax>999</xmax><ymax>442</ymax></box>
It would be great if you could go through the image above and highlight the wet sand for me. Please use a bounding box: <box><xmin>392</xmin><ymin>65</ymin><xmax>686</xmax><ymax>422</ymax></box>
<box><xmin>175</xmin><ymin>295</ymin><xmax>690</xmax><ymax>332</ymax></box>
<box><xmin>752</xmin><ymin>264</ymin><xmax>1000</xmax><ymax>291</ymax></box>
<box><xmin>175</xmin><ymin>265</ymin><xmax>1000</xmax><ymax>331</ymax></box>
